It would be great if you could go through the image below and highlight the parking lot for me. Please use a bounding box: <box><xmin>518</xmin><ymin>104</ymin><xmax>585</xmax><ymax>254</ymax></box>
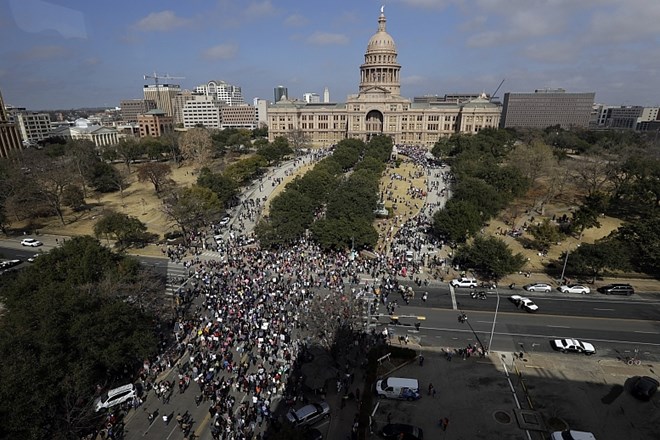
<box><xmin>371</xmin><ymin>348</ymin><xmax>660</xmax><ymax>439</ymax></box>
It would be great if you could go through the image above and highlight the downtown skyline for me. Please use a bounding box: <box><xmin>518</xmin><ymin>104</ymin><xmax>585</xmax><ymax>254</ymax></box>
<box><xmin>1</xmin><ymin>0</ymin><xmax>659</xmax><ymax>110</ymax></box>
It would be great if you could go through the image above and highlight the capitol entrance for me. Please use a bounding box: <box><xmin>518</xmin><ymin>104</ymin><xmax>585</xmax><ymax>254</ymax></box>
<box><xmin>365</xmin><ymin>110</ymin><xmax>383</xmax><ymax>140</ymax></box>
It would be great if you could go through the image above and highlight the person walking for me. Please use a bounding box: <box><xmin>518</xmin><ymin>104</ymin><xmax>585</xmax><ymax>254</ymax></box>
<box><xmin>428</xmin><ymin>383</ymin><xmax>434</xmax><ymax>396</ymax></box>
<box><xmin>418</xmin><ymin>354</ymin><xmax>424</xmax><ymax>366</ymax></box>
<box><xmin>441</xmin><ymin>417</ymin><xmax>449</xmax><ymax>431</ymax></box>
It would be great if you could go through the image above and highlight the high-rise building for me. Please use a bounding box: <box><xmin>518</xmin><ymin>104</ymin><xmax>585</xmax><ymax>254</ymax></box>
<box><xmin>142</xmin><ymin>84</ymin><xmax>181</xmax><ymax>118</ymax></box>
<box><xmin>198</xmin><ymin>80</ymin><xmax>245</xmax><ymax>106</ymax></box>
<box><xmin>120</xmin><ymin>99</ymin><xmax>156</xmax><ymax>123</ymax></box>
<box><xmin>267</xmin><ymin>8</ymin><xmax>500</xmax><ymax>148</ymax></box>
<box><xmin>274</xmin><ymin>86</ymin><xmax>288</xmax><ymax>103</ymax></box>
<box><xmin>303</xmin><ymin>93</ymin><xmax>320</xmax><ymax>103</ymax></box>
<box><xmin>0</xmin><ymin>90</ymin><xmax>23</xmax><ymax>157</ymax></box>
<box><xmin>323</xmin><ymin>87</ymin><xmax>330</xmax><ymax>103</ymax></box>
<box><xmin>500</xmin><ymin>89</ymin><xmax>595</xmax><ymax>129</ymax></box>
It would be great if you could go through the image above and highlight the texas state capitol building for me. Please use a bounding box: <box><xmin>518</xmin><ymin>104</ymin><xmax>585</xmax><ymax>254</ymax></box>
<box><xmin>267</xmin><ymin>8</ymin><xmax>501</xmax><ymax>148</ymax></box>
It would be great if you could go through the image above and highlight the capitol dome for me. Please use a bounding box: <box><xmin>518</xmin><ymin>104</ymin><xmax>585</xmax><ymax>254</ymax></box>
<box><xmin>359</xmin><ymin>8</ymin><xmax>401</xmax><ymax>95</ymax></box>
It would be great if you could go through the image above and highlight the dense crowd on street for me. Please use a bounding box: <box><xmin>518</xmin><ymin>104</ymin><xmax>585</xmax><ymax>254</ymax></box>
<box><xmin>102</xmin><ymin>145</ymin><xmax>455</xmax><ymax>440</ymax></box>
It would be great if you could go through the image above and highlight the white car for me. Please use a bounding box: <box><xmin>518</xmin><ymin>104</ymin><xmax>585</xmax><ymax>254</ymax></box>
<box><xmin>450</xmin><ymin>277</ymin><xmax>478</xmax><ymax>288</ymax></box>
<box><xmin>523</xmin><ymin>283</ymin><xmax>552</xmax><ymax>293</ymax></box>
<box><xmin>558</xmin><ymin>284</ymin><xmax>590</xmax><ymax>294</ymax></box>
<box><xmin>21</xmin><ymin>238</ymin><xmax>43</xmax><ymax>247</ymax></box>
<box><xmin>509</xmin><ymin>295</ymin><xmax>539</xmax><ymax>313</ymax></box>
<box><xmin>219</xmin><ymin>216</ymin><xmax>230</xmax><ymax>226</ymax></box>
<box><xmin>551</xmin><ymin>338</ymin><xmax>596</xmax><ymax>355</ymax></box>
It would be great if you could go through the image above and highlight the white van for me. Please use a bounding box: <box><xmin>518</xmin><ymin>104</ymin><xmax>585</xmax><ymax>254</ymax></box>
<box><xmin>94</xmin><ymin>384</ymin><xmax>137</xmax><ymax>412</ymax></box>
<box><xmin>375</xmin><ymin>377</ymin><xmax>421</xmax><ymax>401</ymax></box>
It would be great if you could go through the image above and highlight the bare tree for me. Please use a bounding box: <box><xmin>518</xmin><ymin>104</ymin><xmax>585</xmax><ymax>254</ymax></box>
<box><xmin>137</xmin><ymin>162</ymin><xmax>172</xmax><ymax>196</ymax></box>
<box><xmin>286</xmin><ymin>128</ymin><xmax>312</xmax><ymax>153</ymax></box>
<box><xmin>179</xmin><ymin>127</ymin><xmax>213</xmax><ymax>168</ymax></box>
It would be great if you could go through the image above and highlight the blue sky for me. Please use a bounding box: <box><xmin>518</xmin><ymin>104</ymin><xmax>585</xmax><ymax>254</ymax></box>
<box><xmin>1</xmin><ymin>0</ymin><xmax>659</xmax><ymax>110</ymax></box>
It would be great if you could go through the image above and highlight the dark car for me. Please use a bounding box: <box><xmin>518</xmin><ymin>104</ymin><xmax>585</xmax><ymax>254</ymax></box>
<box><xmin>596</xmin><ymin>283</ymin><xmax>634</xmax><ymax>296</ymax></box>
<box><xmin>381</xmin><ymin>423</ymin><xmax>424</xmax><ymax>440</ymax></box>
<box><xmin>630</xmin><ymin>376</ymin><xmax>659</xmax><ymax>400</ymax></box>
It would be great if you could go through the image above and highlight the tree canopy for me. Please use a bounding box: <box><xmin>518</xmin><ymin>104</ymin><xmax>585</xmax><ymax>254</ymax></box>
<box><xmin>0</xmin><ymin>237</ymin><xmax>161</xmax><ymax>440</ymax></box>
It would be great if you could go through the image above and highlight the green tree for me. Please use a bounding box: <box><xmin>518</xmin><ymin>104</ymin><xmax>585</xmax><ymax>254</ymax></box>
<box><xmin>114</xmin><ymin>139</ymin><xmax>144</xmax><ymax>172</ymax></box>
<box><xmin>562</xmin><ymin>240</ymin><xmax>625</xmax><ymax>283</ymax></box>
<box><xmin>94</xmin><ymin>211</ymin><xmax>154</xmax><ymax>248</ymax></box>
<box><xmin>528</xmin><ymin>219</ymin><xmax>564</xmax><ymax>251</ymax></box>
<box><xmin>162</xmin><ymin>185</ymin><xmax>222</xmax><ymax>243</ymax></box>
<box><xmin>197</xmin><ymin>167</ymin><xmax>238</xmax><ymax>206</ymax></box>
<box><xmin>0</xmin><ymin>237</ymin><xmax>160</xmax><ymax>439</ymax></box>
<box><xmin>454</xmin><ymin>236</ymin><xmax>526</xmax><ymax>280</ymax></box>
<box><xmin>613</xmin><ymin>217</ymin><xmax>660</xmax><ymax>276</ymax></box>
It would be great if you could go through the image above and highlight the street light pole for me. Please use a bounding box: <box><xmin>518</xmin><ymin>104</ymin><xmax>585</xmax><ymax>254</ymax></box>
<box><xmin>559</xmin><ymin>249</ymin><xmax>570</xmax><ymax>284</ymax></box>
<box><xmin>458</xmin><ymin>312</ymin><xmax>486</xmax><ymax>353</ymax></box>
<box><xmin>487</xmin><ymin>287</ymin><xmax>500</xmax><ymax>353</ymax></box>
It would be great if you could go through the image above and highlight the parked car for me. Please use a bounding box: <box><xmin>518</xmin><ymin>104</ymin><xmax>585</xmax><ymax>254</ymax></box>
<box><xmin>558</xmin><ymin>284</ymin><xmax>590</xmax><ymax>294</ymax></box>
<box><xmin>0</xmin><ymin>259</ymin><xmax>21</xmax><ymax>269</ymax></box>
<box><xmin>285</xmin><ymin>402</ymin><xmax>330</xmax><ymax>427</ymax></box>
<box><xmin>630</xmin><ymin>376</ymin><xmax>659</xmax><ymax>400</ymax></box>
<box><xmin>550</xmin><ymin>430</ymin><xmax>596</xmax><ymax>440</ymax></box>
<box><xmin>381</xmin><ymin>423</ymin><xmax>424</xmax><ymax>440</ymax></box>
<box><xmin>219</xmin><ymin>216</ymin><xmax>231</xmax><ymax>226</ymax></box>
<box><xmin>21</xmin><ymin>238</ymin><xmax>42</xmax><ymax>247</ymax></box>
<box><xmin>551</xmin><ymin>338</ymin><xmax>596</xmax><ymax>355</ymax></box>
<box><xmin>597</xmin><ymin>283</ymin><xmax>635</xmax><ymax>296</ymax></box>
<box><xmin>523</xmin><ymin>283</ymin><xmax>552</xmax><ymax>293</ymax></box>
<box><xmin>450</xmin><ymin>277</ymin><xmax>478</xmax><ymax>288</ymax></box>
<box><xmin>509</xmin><ymin>295</ymin><xmax>539</xmax><ymax>312</ymax></box>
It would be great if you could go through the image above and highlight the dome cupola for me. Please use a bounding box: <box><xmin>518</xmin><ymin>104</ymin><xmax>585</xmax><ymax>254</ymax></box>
<box><xmin>359</xmin><ymin>7</ymin><xmax>401</xmax><ymax>95</ymax></box>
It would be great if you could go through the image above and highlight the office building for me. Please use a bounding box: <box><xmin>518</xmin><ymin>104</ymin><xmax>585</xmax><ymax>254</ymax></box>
<box><xmin>274</xmin><ymin>86</ymin><xmax>288</xmax><ymax>103</ymax></box>
<box><xmin>254</xmin><ymin>98</ymin><xmax>268</xmax><ymax>128</ymax></box>
<box><xmin>500</xmin><ymin>89</ymin><xmax>595</xmax><ymax>129</ymax></box>
<box><xmin>8</xmin><ymin>109</ymin><xmax>51</xmax><ymax>145</ymax></box>
<box><xmin>120</xmin><ymin>99</ymin><xmax>156</xmax><ymax>123</ymax></box>
<box><xmin>181</xmin><ymin>95</ymin><xmax>222</xmax><ymax>128</ymax></box>
<box><xmin>143</xmin><ymin>84</ymin><xmax>181</xmax><ymax>118</ymax></box>
<box><xmin>323</xmin><ymin>87</ymin><xmax>330</xmax><ymax>104</ymax></box>
<box><xmin>220</xmin><ymin>105</ymin><xmax>256</xmax><ymax>130</ymax></box>
<box><xmin>303</xmin><ymin>93</ymin><xmax>321</xmax><ymax>104</ymax></box>
<box><xmin>197</xmin><ymin>80</ymin><xmax>245</xmax><ymax>106</ymax></box>
<box><xmin>0</xmin><ymin>90</ymin><xmax>23</xmax><ymax>157</ymax></box>
<box><xmin>267</xmin><ymin>9</ymin><xmax>500</xmax><ymax>148</ymax></box>
<box><xmin>49</xmin><ymin>118</ymin><xmax>119</xmax><ymax>148</ymax></box>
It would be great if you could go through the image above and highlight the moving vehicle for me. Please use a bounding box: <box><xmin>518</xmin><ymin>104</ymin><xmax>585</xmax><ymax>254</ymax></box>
<box><xmin>94</xmin><ymin>384</ymin><xmax>137</xmax><ymax>412</ymax></box>
<box><xmin>0</xmin><ymin>259</ymin><xmax>21</xmax><ymax>269</ymax></box>
<box><xmin>508</xmin><ymin>295</ymin><xmax>539</xmax><ymax>312</ymax></box>
<box><xmin>630</xmin><ymin>376</ymin><xmax>658</xmax><ymax>400</ymax></box>
<box><xmin>551</xmin><ymin>338</ymin><xmax>596</xmax><ymax>355</ymax></box>
<box><xmin>219</xmin><ymin>216</ymin><xmax>231</xmax><ymax>226</ymax></box>
<box><xmin>450</xmin><ymin>277</ymin><xmax>478</xmax><ymax>288</ymax></box>
<box><xmin>21</xmin><ymin>238</ymin><xmax>43</xmax><ymax>247</ymax></box>
<box><xmin>381</xmin><ymin>423</ymin><xmax>424</xmax><ymax>440</ymax></box>
<box><xmin>558</xmin><ymin>284</ymin><xmax>590</xmax><ymax>294</ymax></box>
<box><xmin>596</xmin><ymin>283</ymin><xmax>634</xmax><ymax>296</ymax></box>
<box><xmin>523</xmin><ymin>283</ymin><xmax>552</xmax><ymax>293</ymax></box>
<box><xmin>285</xmin><ymin>402</ymin><xmax>330</xmax><ymax>427</ymax></box>
<box><xmin>550</xmin><ymin>430</ymin><xmax>596</xmax><ymax>440</ymax></box>
<box><xmin>375</xmin><ymin>377</ymin><xmax>421</xmax><ymax>401</ymax></box>
<box><xmin>405</xmin><ymin>250</ymin><xmax>414</xmax><ymax>262</ymax></box>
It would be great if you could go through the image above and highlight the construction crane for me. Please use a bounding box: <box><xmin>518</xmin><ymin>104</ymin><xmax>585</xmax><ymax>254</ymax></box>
<box><xmin>490</xmin><ymin>78</ymin><xmax>505</xmax><ymax>102</ymax></box>
<box><xmin>142</xmin><ymin>72</ymin><xmax>185</xmax><ymax>113</ymax></box>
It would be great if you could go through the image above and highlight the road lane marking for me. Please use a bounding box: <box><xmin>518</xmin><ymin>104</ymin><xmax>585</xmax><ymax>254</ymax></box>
<box><xmin>634</xmin><ymin>331</ymin><xmax>659</xmax><ymax>334</ymax></box>
<box><xmin>450</xmin><ymin>285</ymin><xmax>457</xmax><ymax>310</ymax></box>
<box><xmin>547</xmin><ymin>325</ymin><xmax>570</xmax><ymax>328</ymax></box>
<box><xmin>594</xmin><ymin>308</ymin><xmax>615</xmax><ymax>311</ymax></box>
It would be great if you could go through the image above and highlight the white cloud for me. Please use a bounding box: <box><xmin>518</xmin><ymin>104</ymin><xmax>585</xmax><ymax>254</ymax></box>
<box><xmin>134</xmin><ymin>10</ymin><xmax>191</xmax><ymax>32</ymax></box>
<box><xmin>307</xmin><ymin>32</ymin><xmax>349</xmax><ymax>45</ymax></box>
<box><xmin>585</xmin><ymin>1</ymin><xmax>660</xmax><ymax>44</ymax></box>
<box><xmin>202</xmin><ymin>44</ymin><xmax>238</xmax><ymax>60</ymax></box>
<box><xmin>284</xmin><ymin>14</ymin><xmax>308</xmax><ymax>27</ymax></box>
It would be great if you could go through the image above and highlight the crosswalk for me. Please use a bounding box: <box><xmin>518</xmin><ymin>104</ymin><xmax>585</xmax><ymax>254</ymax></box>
<box><xmin>165</xmin><ymin>262</ymin><xmax>188</xmax><ymax>296</ymax></box>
